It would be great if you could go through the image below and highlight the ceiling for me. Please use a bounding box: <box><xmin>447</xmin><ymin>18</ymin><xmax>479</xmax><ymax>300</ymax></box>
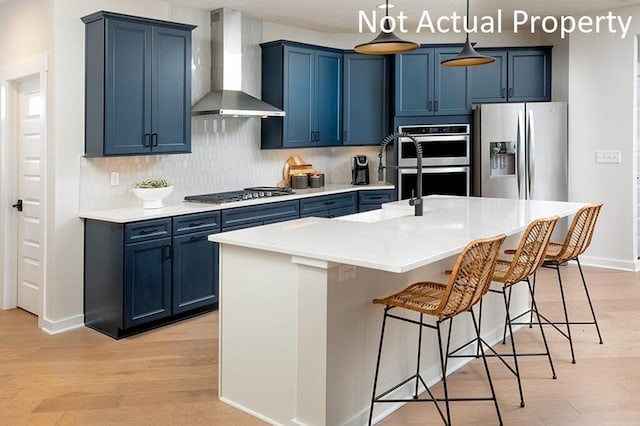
<box><xmin>170</xmin><ymin>0</ymin><xmax>640</xmax><ymax>33</ymax></box>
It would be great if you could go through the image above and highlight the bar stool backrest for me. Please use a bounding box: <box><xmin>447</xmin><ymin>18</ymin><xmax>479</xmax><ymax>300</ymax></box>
<box><xmin>554</xmin><ymin>204</ymin><xmax>603</xmax><ymax>262</ymax></box>
<box><xmin>437</xmin><ymin>234</ymin><xmax>507</xmax><ymax>320</ymax></box>
<box><xmin>501</xmin><ymin>216</ymin><xmax>559</xmax><ymax>285</ymax></box>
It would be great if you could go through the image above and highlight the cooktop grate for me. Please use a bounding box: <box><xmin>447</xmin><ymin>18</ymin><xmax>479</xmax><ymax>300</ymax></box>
<box><xmin>184</xmin><ymin>187</ymin><xmax>294</xmax><ymax>204</ymax></box>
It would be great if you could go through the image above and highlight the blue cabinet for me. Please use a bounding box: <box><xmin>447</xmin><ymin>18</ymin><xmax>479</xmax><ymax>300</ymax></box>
<box><xmin>469</xmin><ymin>48</ymin><xmax>551</xmax><ymax>103</ymax></box>
<box><xmin>343</xmin><ymin>53</ymin><xmax>390</xmax><ymax>146</ymax></box>
<box><xmin>222</xmin><ymin>200</ymin><xmax>300</xmax><ymax>231</ymax></box>
<box><xmin>172</xmin><ymin>212</ymin><xmax>220</xmax><ymax>314</ymax></box>
<box><xmin>82</xmin><ymin>11</ymin><xmax>194</xmax><ymax>156</ymax></box>
<box><xmin>358</xmin><ymin>189</ymin><xmax>396</xmax><ymax>212</ymax></box>
<box><xmin>395</xmin><ymin>46</ymin><xmax>469</xmax><ymax>116</ymax></box>
<box><xmin>261</xmin><ymin>41</ymin><xmax>342</xmax><ymax>148</ymax></box>
<box><xmin>300</xmin><ymin>193</ymin><xmax>358</xmax><ymax>218</ymax></box>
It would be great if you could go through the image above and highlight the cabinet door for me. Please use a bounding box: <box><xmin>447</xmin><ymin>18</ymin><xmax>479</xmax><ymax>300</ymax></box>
<box><xmin>315</xmin><ymin>50</ymin><xmax>342</xmax><ymax>146</ymax></box>
<box><xmin>434</xmin><ymin>47</ymin><xmax>470</xmax><ymax>115</ymax></box>
<box><xmin>469</xmin><ymin>50</ymin><xmax>507</xmax><ymax>103</ymax></box>
<box><xmin>508</xmin><ymin>49</ymin><xmax>551</xmax><ymax>102</ymax></box>
<box><xmin>124</xmin><ymin>237</ymin><xmax>172</xmax><ymax>328</ymax></box>
<box><xmin>343</xmin><ymin>54</ymin><xmax>389</xmax><ymax>146</ymax></box>
<box><xmin>152</xmin><ymin>26</ymin><xmax>192</xmax><ymax>153</ymax></box>
<box><xmin>284</xmin><ymin>46</ymin><xmax>315</xmax><ymax>147</ymax></box>
<box><xmin>105</xmin><ymin>19</ymin><xmax>152</xmax><ymax>155</ymax></box>
<box><xmin>172</xmin><ymin>231</ymin><xmax>218</xmax><ymax>314</ymax></box>
<box><xmin>395</xmin><ymin>49</ymin><xmax>433</xmax><ymax>116</ymax></box>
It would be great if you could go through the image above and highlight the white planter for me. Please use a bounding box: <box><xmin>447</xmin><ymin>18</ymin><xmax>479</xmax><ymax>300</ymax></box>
<box><xmin>132</xmin><ymin>185</ymin><xmax>174</xmax><ymax>209</ymax></box>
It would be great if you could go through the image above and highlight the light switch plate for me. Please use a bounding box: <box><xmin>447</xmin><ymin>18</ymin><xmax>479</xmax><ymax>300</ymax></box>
<box><xmin>596</xmin><ymin>150</ymin><xmax>621</xmax><ymax>164</ymax></box>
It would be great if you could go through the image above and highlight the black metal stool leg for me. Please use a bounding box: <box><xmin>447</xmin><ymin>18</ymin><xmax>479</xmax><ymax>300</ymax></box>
<box><xmin>527</xmin><ymin>277</ymin><xmax>557</xmax><ymax>379</ymax></box>
<box><xmin>470</xmin><ymin>309</ymin><xmax>503</xmax><ymax>426</ymax></box>
<box><xmin>529</xmin><ymin>272</ymin><xmax>537</xmax><ymax>328</ymax></box>
<box><xmin>576</xmin><ymin>258</ymin><xmax>604</xmax><ymax>344</ymax></box>
<box><xmin>502</xmin><ymin>286</ymin><xmax>513</xmax><ymax>344</ymax></box>
<box><xmin>437</xmin><ymin>320</ymin><xmax>452</xmax><ymax>426</ymax></box>
<box><xmin>501</xmin><ymin>289</ymin><xmax>525</xmax><ymax>407</ymax></box>
<box><xmin>368</xmin><ymin>308</ymin><xmax>389</xmax><ymax>426</ymax></box>
<box><xmin>555</xmin><ymin>264</ymin><xmax>577</xmax><ymax>364</ymax></box>
<box><xmin>414</xmin><ymin>313</ymin><xmax>424</xmax><ymax>399</ymax></box>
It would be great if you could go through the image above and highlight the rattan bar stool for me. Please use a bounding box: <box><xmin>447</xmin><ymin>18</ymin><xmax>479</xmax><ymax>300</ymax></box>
<box><xmin>533</xmin><ymin>204</ymin><xmax>604</xmax><ymax>364</ymax></box>
<box><xmin>368</xmin><ymin>233</ymin><xmax>507</xmax><ymax>426</ymax></box>
<box><xmin>448</xmin><ymin>216</ymin><xmax>559</xmax><ymax>409</ymax></box>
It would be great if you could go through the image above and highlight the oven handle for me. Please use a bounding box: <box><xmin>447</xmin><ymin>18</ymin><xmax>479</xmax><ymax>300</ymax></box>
<box><xmin>398</xmin><ymin>135</ymin><xmax>470</xmax><ymax>142</ymax></box>
<box><xmin>398</xmin><ymin>166</ymin><xmax>470</xmax><ymax>174</ymax></box>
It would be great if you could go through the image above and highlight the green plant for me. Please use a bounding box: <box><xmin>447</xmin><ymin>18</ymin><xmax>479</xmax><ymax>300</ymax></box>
<box><xmin>133</xmin><ymin>178</ymin><xmax>171</xmax><ymax>189</ymax></box>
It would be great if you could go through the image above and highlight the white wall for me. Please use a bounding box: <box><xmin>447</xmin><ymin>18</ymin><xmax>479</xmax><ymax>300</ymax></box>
<box><xmin>567</xmin><ymin>4</ymin><xmax>639</xmax><ymax>269</ymax></box>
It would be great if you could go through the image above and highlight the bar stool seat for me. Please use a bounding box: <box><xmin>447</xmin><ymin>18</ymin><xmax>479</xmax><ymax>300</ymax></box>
<box><xmin>368</xmin><ymin>233</ymin><xmax>507</xmax><ymax>426</ymax></box>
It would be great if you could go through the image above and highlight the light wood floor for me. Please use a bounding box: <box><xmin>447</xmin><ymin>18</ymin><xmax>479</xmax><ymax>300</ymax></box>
<box><xmin>2</xmin><ymin>265</ymin><xmax>640</xmax><ymax>425</ymax></box>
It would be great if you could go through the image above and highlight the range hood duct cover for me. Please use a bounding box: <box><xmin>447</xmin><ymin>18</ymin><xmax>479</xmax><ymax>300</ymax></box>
<box><xmin>191</xmin><ymin>8</ymin><xmax>284</xmax><ymax>117</ymax></box>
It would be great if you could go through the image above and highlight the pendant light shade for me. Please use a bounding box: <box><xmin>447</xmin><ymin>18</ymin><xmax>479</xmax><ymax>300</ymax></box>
<box><xmin>440</xmin><ymin>0</ymin><xmax>495</xmax><ymax>67</ymax></box>
<box><xmin>354</xmin><ymin>1</ymin><xmax>418</xmax><ymax>55</ymax></box>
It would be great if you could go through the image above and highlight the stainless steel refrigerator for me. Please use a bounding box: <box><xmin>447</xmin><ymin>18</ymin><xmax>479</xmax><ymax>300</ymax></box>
<box><xmin>473</xmin><ymin>102</ymin><xmax>567</xmax><ymax>201</ymax></box>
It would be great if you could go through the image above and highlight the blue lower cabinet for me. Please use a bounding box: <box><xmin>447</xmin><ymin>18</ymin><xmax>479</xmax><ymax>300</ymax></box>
<box><xmin>358</xmin><ymin>189</ymin><xmax>396</xmax><ymax>212</ymax></box>
<box><xmin>300</xmin><ymin>193</ymin><xmax>357</xmax><ymax>218</ymax></box>
<box><xmin>222</xmin><ymin>200</ymin><xmax>300</xmax><ymax>231</ymax></box>
<box><xmin>123</xmin><ymin>237</ymin><xmax>172</xmax><ymax>328</ymax></box>
<box><xmin>172</xmin><ymin>231</ymin><xmax>218</xmax><ymax>314</ymax></box>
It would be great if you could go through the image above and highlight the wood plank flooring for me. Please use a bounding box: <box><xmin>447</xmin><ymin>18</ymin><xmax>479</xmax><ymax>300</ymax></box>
<box><xmin>1</xmin><ymin>265</ymin><xmax>639</xmax><ymax>425</ymax></box>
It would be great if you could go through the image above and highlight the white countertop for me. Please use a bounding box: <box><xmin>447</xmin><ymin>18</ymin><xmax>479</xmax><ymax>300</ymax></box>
<box><xmin>78</xmin><ymin>183</ymin><xmax>394</xmax><ymax>223</ymax></box>
<box><xmin>209</xmin><ymin>196</ymin><xmax>588</xmax><ymax>273</ymax></box>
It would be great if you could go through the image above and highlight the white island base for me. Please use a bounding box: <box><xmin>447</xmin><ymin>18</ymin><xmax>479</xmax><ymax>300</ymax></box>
<box><xmin>212</xmin><ymin>196</ymin><xmax>586</xmax><ymax>425</ymax></box>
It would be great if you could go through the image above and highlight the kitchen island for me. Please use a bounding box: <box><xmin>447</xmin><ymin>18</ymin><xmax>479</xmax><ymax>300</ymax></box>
<box><xmin>209</xmin><ymin>196</ymin><xmax>587</xmax><ymax>425</ymax></box>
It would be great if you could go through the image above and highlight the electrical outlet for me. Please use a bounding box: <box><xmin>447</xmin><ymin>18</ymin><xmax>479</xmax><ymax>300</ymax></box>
<box><xmin>596</xmin><ymin>150</ymin><xmax>621</xmax><ymax>164</ymax></box>
<box><xmin>338</xmin><ymin>264</ymin><xmax>357</xmax><ymax>282</ymax></box>
<box><xmin>110</xmin><ymin>171</ymin><xmax>119</xmax><ymax>186</ymax></box>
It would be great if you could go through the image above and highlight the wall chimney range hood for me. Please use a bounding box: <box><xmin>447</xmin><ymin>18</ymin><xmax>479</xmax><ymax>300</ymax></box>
<box><xmin>191</xmin><ymin>8</ymin><xmax>284</xmax><ymax>118</ymax></box>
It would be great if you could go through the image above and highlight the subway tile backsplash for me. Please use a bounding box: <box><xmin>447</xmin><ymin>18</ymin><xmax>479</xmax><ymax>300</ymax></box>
<box><xmin>79</xmin><ymin>117</ymin><xmax>379</xmax><ymax>211</ymax></box>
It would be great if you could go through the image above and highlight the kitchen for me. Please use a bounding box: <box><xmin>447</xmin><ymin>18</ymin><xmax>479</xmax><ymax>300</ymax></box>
<box><xmin>1</xmin><ymin>0</ymin><xmax>640</xmax><ymax>424</ymax></box>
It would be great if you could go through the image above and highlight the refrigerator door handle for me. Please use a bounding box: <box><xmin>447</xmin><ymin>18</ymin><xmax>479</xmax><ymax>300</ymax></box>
<box><xmin>528</xmin><ymin>109</ymin><xmax>535</xmax><ymax>198</ymax></box>
<box><xmin>517</xmin><ymin>111</ymin><xmax>525</xmax><ymax>199</ymax></box>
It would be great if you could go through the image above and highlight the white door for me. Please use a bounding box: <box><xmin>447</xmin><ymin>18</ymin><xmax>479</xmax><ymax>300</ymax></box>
<box><xmin>15</xmin><ymin>77</ymin><xmax>44</xmax><ymax>315</ymax></box>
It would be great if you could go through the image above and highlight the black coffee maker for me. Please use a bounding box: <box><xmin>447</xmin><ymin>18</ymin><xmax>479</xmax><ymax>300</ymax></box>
<box><xmin>351</xmin><ymin>155</ymin><xmax>370</xmax><ymax>185</ymax></box>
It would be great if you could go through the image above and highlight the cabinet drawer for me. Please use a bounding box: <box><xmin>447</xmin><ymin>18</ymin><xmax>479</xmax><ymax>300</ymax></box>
<box><xmin>222</xmin><ymin>200</ymin><xmax>300</xmax><ymax>231</ymax></box>
<box><xmin>329</xmin><ymin>205</ymin><xmax>357</xmax><ymax>218</ymax></box>
<box><xmin>359</xmin><ymin>190</ymin><xmax>395</xmax><ymax>205</ymax></box>
<box><xmin>173</xmin><ymin>211</ymin><xmax>221</xmax><ymax>236</ymax></box>
<box><xmin>299</xmin><ymin>193</ymin><xmax>357</xmax><ymax>215</ymax></box>
<box><xmin>125</xmin><ymin>218</ymin><xmax>172</xmax><ymax>244</ymax></box>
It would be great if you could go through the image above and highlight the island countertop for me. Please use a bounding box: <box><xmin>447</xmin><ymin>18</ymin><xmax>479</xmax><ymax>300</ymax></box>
<box><xmin>209</xmin><ymin>195</ymin><xmax>587</xmax><ymax>273</ymax></box>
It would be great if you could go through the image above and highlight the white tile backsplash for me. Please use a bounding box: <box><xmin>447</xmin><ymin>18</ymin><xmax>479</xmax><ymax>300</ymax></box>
<box><xmin>79</xmin><ymin>117</ymin><xmax>379</xmax><ymax>211</ymax></box>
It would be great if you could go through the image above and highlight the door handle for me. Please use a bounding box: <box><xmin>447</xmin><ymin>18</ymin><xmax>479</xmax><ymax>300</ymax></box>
<box><xmin>428</xmin><ymin>101</ymin><xmax>433</xmax><ymax>112</ymax></box>
<box><xmin>434</xmin><ymin>101</ymin><xmax>439</xmax><ymax>112</ymax></box>
<box><xmin>501</xmin><ymin>88</ymin><xmax>506</xmax><ymax>98</ymax></box>
<box><xmin>12</xmin><ymin>199</ymin><xmax>23</xmax><ymax>212</ymax></box>
<box><xmin>165</xmin><ymin>245</ymin><xmax>172</xmax><ymax>260</ymax></box>
<box><xmin>527</xmin><ymin>109</ymin><xmax>535</xmax><ymax>198</ymax></box>
<box><xmin>143</xmin><ymin>133</ymin><xmax>151</xmax><ymax>147</ymax></box>
<box><xmin>151</xmin><ymin>133</ymin><xmax>158</xmax><ymax>147</ymax></box>
<box><xmin>509</xmin><ymin>87</ymin><xmax>514</xmax><ymax>98</ymax></box>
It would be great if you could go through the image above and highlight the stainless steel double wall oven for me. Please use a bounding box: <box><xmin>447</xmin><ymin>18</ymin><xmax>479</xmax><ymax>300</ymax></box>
<box><xmin>396</xmin><ymin>124</ymin><xmax>471</xmax><ymax>200</ymax></box>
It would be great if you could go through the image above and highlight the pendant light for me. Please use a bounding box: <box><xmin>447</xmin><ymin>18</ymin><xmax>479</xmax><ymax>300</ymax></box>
<box><xmin>354</xmin><ymin>1</ymin><xmax>418</xmax><ymax>55</ymax></box>
<box><xmin>441</xmin><ymin>0</ymin><xmax>495</xmax><ymax>67</ymax></box>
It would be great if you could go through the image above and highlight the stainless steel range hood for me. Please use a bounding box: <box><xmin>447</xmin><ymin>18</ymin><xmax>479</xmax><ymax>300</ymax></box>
<box><xmin>191</xmin><ymin>8</ymin><xmax>284</xmax><ymax>118</ymax></box>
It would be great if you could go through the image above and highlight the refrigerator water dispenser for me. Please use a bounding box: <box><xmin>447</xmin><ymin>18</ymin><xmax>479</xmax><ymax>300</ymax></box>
<box><xmin>490</xmin><ymin>142</ymin><xmax>516</xmax><ymax>176</ymax></box>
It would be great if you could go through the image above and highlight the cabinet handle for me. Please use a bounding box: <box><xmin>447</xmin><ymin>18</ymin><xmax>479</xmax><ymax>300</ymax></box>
<box><xmin>501</xmin><ymin>88</ymin><xmax>506</xmax><ymax>98</ymax></box>
<box><xmin>509</xmin><ymin>88</ymin><xmax>514</xmax><ymax>97</ymax></box>
<box><xmin>434</xmin><ymin>101</ymin><xmax>439</xmax><ymax>111</ymax></box>
<box><xmin>325</xmin><ymin>201</ymin><xmax>335</xmax><ymax>206</ymax></box>
<box><xmin>189</xmin><ymin>235</ymin><xmax>207</xmax><ymax>242</ymax></box>
<box><xmin>138</xmin><ymin>229</ymin><xmax>158</xmax><ymax>235</ymax></box>
<box><xmin>369</xmin><ymin>196</ymin><xmax>383</xmax><ymax>200</ymax></box>
<box><xmin>316</xmin><ymin>131</ymin><xmax>320</xmax><ymax>141</ymax></box>
<box><xmin>143</xmin><ymin>133</ymin><xmax>151</xmax><ymax>147</ymax></box>
<box><xmin>152</xmin><ymin>133</ymin><xmax>158</xmax><ymax>147</ymax></box>
<box><xmin>188</xmin><ymin>222</ymin><xmax>206</xmax><ymax>228</ymax></box>
<box><xmin>165</xmin><ymin>245</ymin><xmax>172</xmax><ymax>259</ymax></box>
<box><xmin>428</xmin><ymin>101</ymin><xmax>433</xmax><ymax>112</ymax></box>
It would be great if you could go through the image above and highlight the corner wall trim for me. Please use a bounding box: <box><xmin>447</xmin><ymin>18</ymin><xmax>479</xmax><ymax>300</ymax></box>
<box><xmin>39</xmin><ymin>315</ymin><xmax>84</xmax><ymax>335</ymax></box>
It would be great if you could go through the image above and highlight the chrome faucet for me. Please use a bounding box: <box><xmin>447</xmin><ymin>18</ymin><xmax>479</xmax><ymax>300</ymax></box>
<box><xmin>377</xmin><ymin>132</ymin><xmax>423</xmax><ymax>217</ymax></box>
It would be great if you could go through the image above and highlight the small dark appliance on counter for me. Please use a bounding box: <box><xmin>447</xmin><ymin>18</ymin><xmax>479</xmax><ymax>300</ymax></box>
<box><xmin>351</xmin><ymin>155</ymin><xmax>370</xmax><ymax>185</ymax></box>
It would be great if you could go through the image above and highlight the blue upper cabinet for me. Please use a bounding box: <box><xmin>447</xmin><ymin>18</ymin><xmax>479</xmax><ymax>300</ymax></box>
<box><xmin>261</xmin><ymin>41</ymin><xmax>342</xmax><ymax>149</ymax></box>
<box><xmin>395</xmin><ymin>47</ymin><xmax>469</xmax><ymax>117</ymax></box>
<box><xmin>82</xmin><ymin>11</ymin><xmax>195</xmax><ymax>156</ymax></box>
<box><xmin>468</xmin><ymin>50</ymin><xmax>508</xmax><ymax>103</ymax></box>
<box><xmin>469</xmin><ymin>47</ymin><xmax>551</xmax><ymax>103</ymax></box>
<box><xmin>343</xmin><ymin>53</ymin><xmax>390</xmax><ymax>146</ymax></box>
<box><xmin>508</xmin><ymin>49</ymin><xmax>551</xmax><ymax>102</ymax></box>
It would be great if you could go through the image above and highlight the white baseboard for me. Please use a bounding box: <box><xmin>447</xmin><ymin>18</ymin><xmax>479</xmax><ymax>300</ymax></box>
<box><xmin>578</xmin><ymin>255</ymin><xmax>638</xmax><ymax>272</ymax></box>
<box><xmin>39</xmin><ymin>314</ymin><xmax>84</xmax><ymax>335</ymax></box>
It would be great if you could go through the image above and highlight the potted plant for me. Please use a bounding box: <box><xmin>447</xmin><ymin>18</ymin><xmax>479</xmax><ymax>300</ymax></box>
<box><xmin>132</xmin><ymin>178</ymin><xmax>174</xmax><ymax>209</ymax></box>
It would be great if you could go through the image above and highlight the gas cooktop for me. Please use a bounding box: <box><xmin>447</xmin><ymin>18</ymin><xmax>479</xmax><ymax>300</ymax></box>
<box><xmin>184</xmin><ymin>187</ymin><xmax>294</xmax><ymax>204</ymax></box>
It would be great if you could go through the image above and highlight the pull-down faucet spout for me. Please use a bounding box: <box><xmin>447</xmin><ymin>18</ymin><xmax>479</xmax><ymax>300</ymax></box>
<box><xmin>377</xmin><ymin>132</ymin><xmax>423</xmax><ymax>216</ymax></box>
